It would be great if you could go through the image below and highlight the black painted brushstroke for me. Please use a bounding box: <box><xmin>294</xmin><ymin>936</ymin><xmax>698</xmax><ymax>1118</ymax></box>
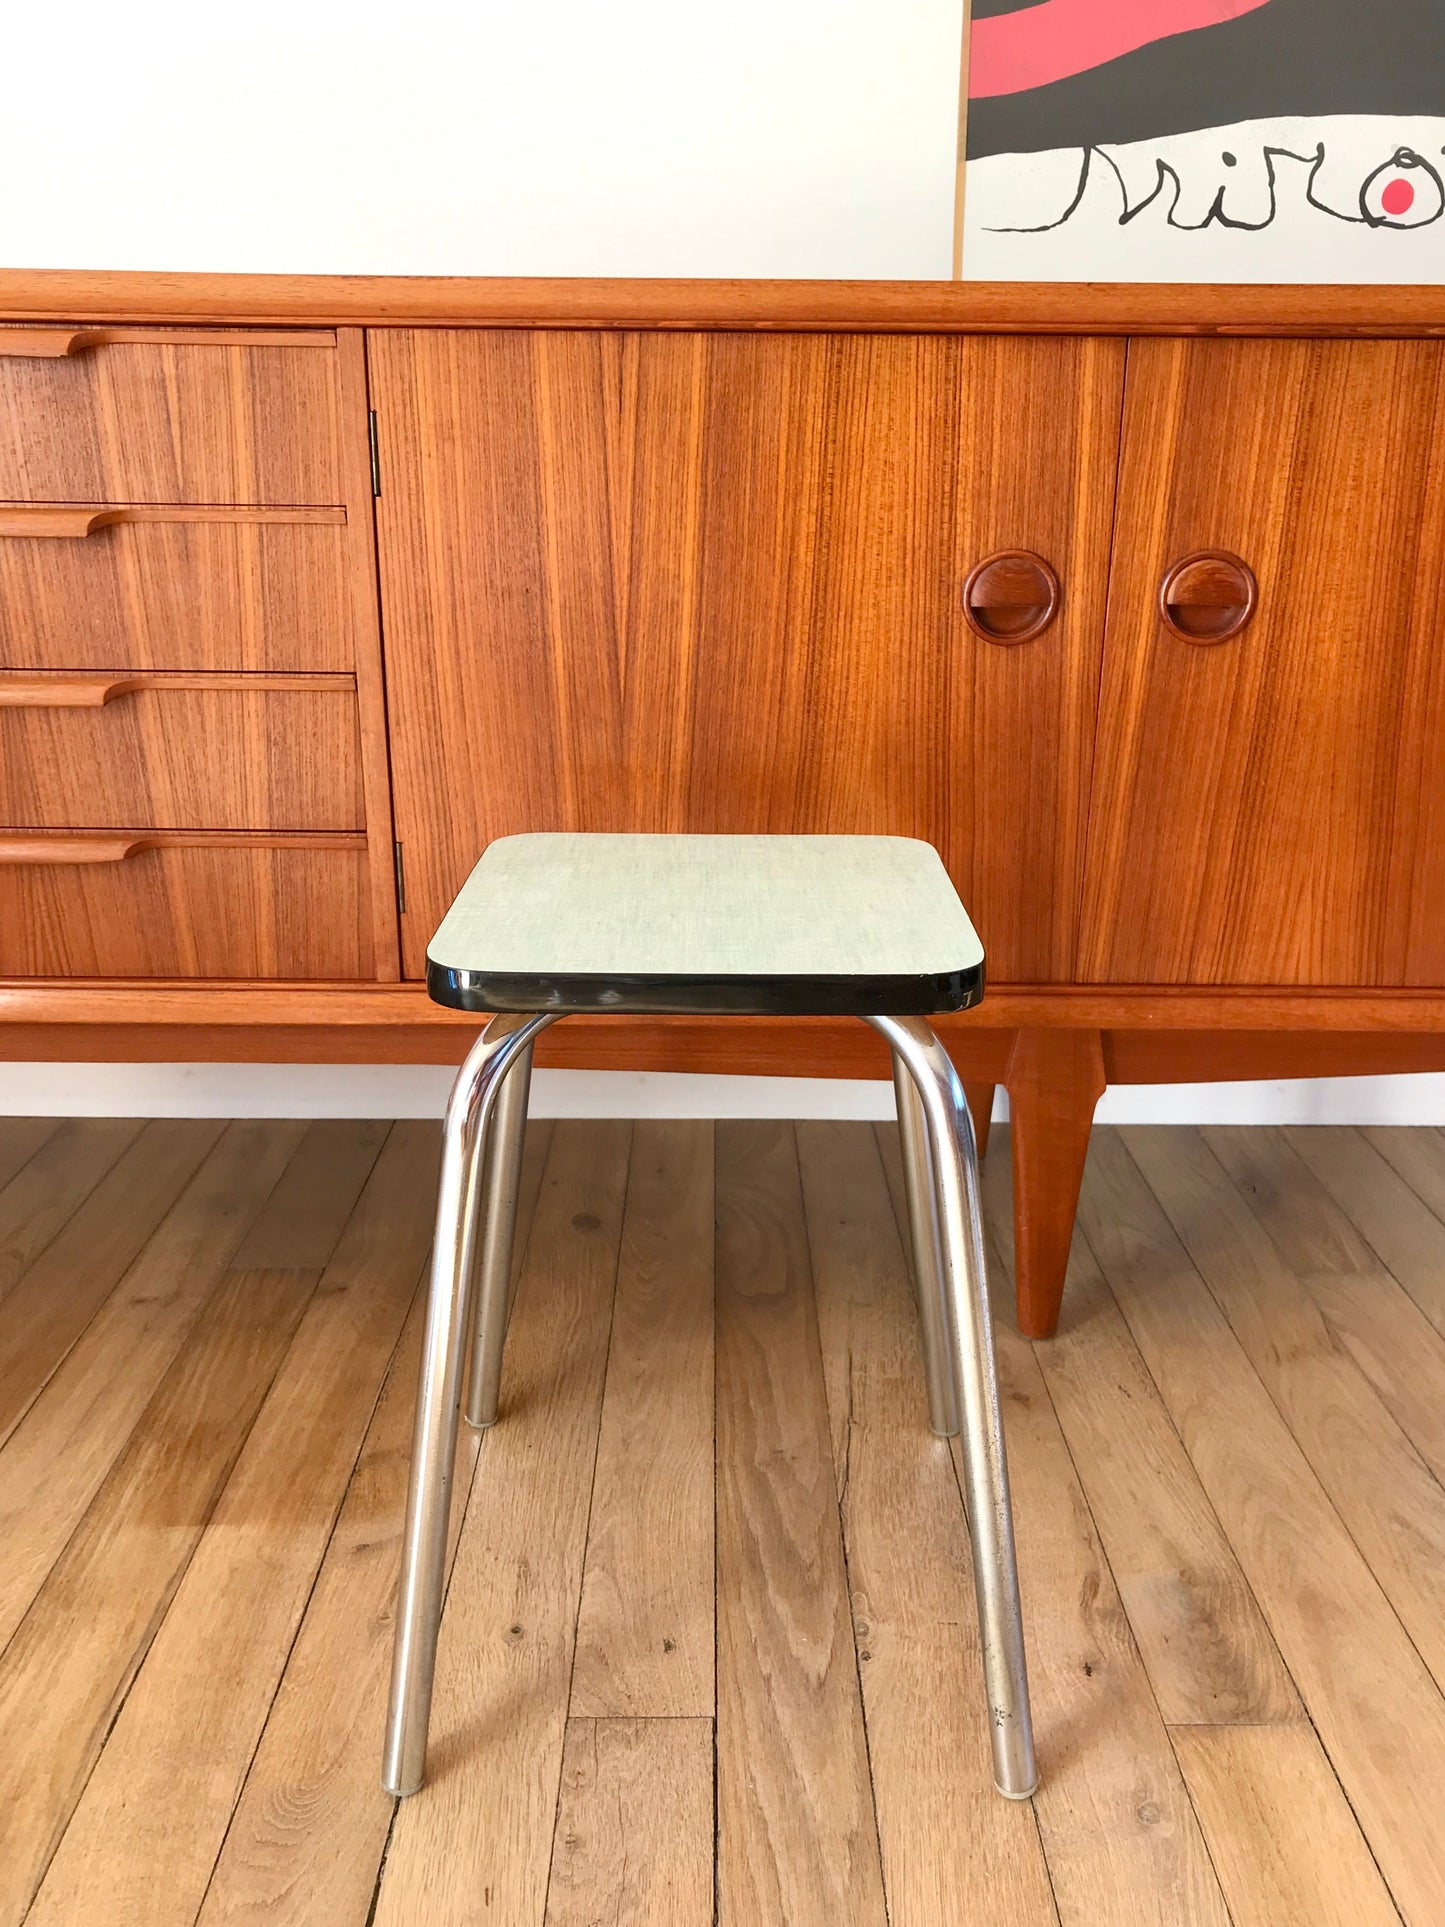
<box><xmin>967</xmin><ymin>0</ymin><xmax>1444</xmax><ymax>159</ymax></box>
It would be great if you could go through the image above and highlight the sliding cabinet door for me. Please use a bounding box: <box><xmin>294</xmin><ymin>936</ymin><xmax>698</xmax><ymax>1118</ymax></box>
<box><xmin>371</xmin><ymin>329</ymin><xmax>1123</xmax><ymax>982</ymax></box>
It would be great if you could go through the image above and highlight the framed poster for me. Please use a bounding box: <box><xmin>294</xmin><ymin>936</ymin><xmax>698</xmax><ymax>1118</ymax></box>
<box><xmin>960</xmin><ymin>0</ymin><xmax>1445</xmax><ymax>281</ymax></box>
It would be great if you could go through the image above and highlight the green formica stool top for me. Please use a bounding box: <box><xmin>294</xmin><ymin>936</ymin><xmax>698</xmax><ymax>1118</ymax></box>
<box><xmin>426</xmin><ymin>833</ymin><xmax>985</xmax><ymax>1017</ymax></box>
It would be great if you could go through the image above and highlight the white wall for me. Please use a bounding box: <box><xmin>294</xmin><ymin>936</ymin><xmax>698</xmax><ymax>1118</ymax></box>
<box><xmin>0</xmin><ymin>1</ymin><xmax>962</xmax><ymax>278</ymax></box>
<box><xmin>2</xmin><ymin>1066</ymin><xmax>1443</xmax><ymax>1125</ymax></box>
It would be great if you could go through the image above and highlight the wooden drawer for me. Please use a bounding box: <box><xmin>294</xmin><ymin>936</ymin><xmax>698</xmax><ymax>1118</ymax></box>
<box><xmin>0</xmin><ymin>833</ymin><xmax>374</xmax><ymax>978</ymax></box>
<box><xmin>0</xmin><ymin>327</ymin><xmax>341</xmax><ymax>505</ymax></box>
<box><xmin>0</xmin><ymin>673</ymin><xmax>364</xmax><ymax>830</ymax></box>
<box><xmin>0</xmin><ymin>506</ymin><xmax>353</xmax><ymax>671</ymax></box>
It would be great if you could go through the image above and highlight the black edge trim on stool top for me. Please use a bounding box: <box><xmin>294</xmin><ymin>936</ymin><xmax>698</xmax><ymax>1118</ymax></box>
<box><xmin>425</xmin><ymin>958</ymin><xmax>986</xmax><ymax>1019</ymax></box>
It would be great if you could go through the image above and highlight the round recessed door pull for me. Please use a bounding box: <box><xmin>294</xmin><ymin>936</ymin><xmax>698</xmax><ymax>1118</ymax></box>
<box><xmin>1160</xmin><ymin>550</ymin><xmax>1258</xmax><ymax>643</ymax></box>
<box><xmin>961</xmin><ymin>550</ymin><xmax>1061</xmax><ymax>644</ymax></box>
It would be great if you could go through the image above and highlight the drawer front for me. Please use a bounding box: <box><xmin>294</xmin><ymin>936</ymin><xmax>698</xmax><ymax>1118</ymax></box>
<box><xmin>0</xmin><ymin>835</ymin><xmax>374</xmax><ymax>978</ymax></box>
<box><xmin>0</xmin><ymin>675</ymin><xmax>364</xmax><ymax>830</ymax></box>
<box><xmin>0</xmin><ymin>508</ymin><xmax>353</xmax><ymax>671</ymax></box>
<box><xmin>0</xmin><ymin>328</ymin><xmax>341</xmax><ymax>505</ymax></box>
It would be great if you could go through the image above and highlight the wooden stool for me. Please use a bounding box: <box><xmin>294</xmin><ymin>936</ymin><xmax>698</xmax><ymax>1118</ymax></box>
<box><xmin>383</xmin><ymin>833</ymin><xmax>1037</xmax><ymax>1802</ymax></box>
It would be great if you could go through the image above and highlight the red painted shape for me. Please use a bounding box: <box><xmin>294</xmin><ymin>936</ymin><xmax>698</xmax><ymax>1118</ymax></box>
<box><xmin>969</xmin><ymin>0</ymin><xmax>1276</xmax><ymax>99</ymax></box>
<box><xmin>1381</xmin><ymin>178</ymin><xmax>1417</xmax><ymax>215</ymax></box>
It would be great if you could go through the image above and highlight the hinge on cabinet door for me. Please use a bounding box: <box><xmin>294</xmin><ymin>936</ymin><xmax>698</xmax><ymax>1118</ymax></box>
<box><xmin>393</xmin><ymin>840</ymin><xmax>406</xmax><ymax>914</ymax></box>
<box><xmin>368</xmin><ymin>411</ymin><xmax>381</xmax><ymax>496</ymax></box>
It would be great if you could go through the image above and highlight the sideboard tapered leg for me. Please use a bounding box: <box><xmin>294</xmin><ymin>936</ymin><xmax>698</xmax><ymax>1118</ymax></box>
<box><xmin>1005</xmin><ymin>1029</ymin><xmax>1106</xmax><ymax>1340</ymax></box>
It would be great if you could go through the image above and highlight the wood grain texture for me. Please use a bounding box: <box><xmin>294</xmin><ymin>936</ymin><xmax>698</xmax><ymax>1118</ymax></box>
<box><xmin>0</xmin><ymin>513</ymin><xmax>355</xmax><ymax>671</ymax></box>
<box><xmin>0</xmin><ymin>841</ymin><xmax>374</xmax><ymax>978</ymax></box>
<box><xmin>806</xmin><ymin>1121</ymin><xmax>1057</xmax><ymax>1927</ymax></box>
<box><xmin>371</xmin><ymin>328</ymin><xmax>1123</xmax><ymax>984</ymax></box>
<box><xmin>713</xmin><ymin>1120</ymin><xmax>887</xmax><ymax>1927</ymax></box>
<box><xmin>0</xmin><ymin>1120</ymin><xmax>306</xmax><ymax>1653</ymax></box>
<box><xmin>28</xmin><ymin>1124</ymin><xmax>434</xmax><ymax>1927</ymax></box>
<box><xmin>0</xmin><ymin>675</ymin><xmax>363</xmax><ymax>830</ymax></box>
<box><xmin>970</xmin><ymin>1148</ymin><xmax>1231</xmax><ymax>1927</ymax></box>
<box><xmin>3</xmin><ymin>272</ymin><xmax>1445</xmax><ymax>334</ymax></box>
<box><xmin>335</xmin><ymin>327</ymin><xmax>401</xmax><ymax>981</ymax></box>
<box><xmin>1081</xmin><ymin>336</ymin><xmax>1445</xmax><ymax>988</ymax></box>
<box><xmin>571</xmin><ymin>1119</ymin><xmax>714</xmax><ymax>1718</ymax></box>
<box><xmin>0</xmin><ymin>328</ymin><xmax>341</xmax><ymax>504</ymax></box>
<box><xmin>1006</xmin><ymin>1027</ymin><xmax>1106</xmax><ymax>1337</ymax></box>
<box><xmin>0</xmin><ymin>1118</ymin><xmax>223</xmax><ymax>1447</ymax></box>
<box><xmin>1360</xmin><ymin>1124</ymin><xmax>1445</xmax><ymax>1224</ymax></box>
<box><xmin>374</xmin><ymin>1121</ymin><xmax>632</xmax><ymax>1927</ymax></box>
<box><xmin>197</xmin><ymin>1122</ymin><xmax>550</xmax><ymax>1927</ymax></box>
<box><xmin>0</xmin><ymin>1115</ymin><xmax>141</xmax><ymax>1305</ymax></box>
<box><xmin>11</xmin><ymin>1117</ymin><xmax>1445</xmax><ymax>1923</ymax></box>
<box><xmin>545</xmin><ymin>1719</ymin><xmax>714</xmax><ymax>1926</ymax></box>
<box><xmin>1025</xmin><ymin>1233</ymin><xmax>1300</xmax><ymax>1725</ymax></box>
<box><xmin>1171</xmin><ymin>1725</ymin><xmax>1402</xmax><ymax>1927</ymax></box>
<box><xmin>7</xmin><ymin>982</ymin><xmax>1445</xmax><ymax>1038</ymax></box>
<box><xmin>1290</xmin><ymin>1126</ymin><xmax>1445</xmax><ymax>1342</ymax></box>
<box><xmin>0</xmin><ymin>1116</ymin><xmax>56</xmax><ymax>1193</ymax></box>
<box><xmin>0</xmin><ymin>1264</ymin><xmax>316</xmax><ymax>1927</ymax></box>
<box><xmin>1078</xmin><ymin>1128</ymin><xmax>1445</xmax><ymax>1927</ymax></box>
<box><xmin>1127</xmin><ymin>1125</ymin><xmax>1445</xmax><ymax>1696</ymax></box>
<box><xmin>1208</xmin><ymin>1126</ymin><xmax>1445</xmax><ymax>1489</ymax></box>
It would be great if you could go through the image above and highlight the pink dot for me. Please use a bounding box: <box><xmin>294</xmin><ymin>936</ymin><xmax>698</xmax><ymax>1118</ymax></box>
<box><xmin>1381</xmin><ymin>177</ymin><xmax>1416</xmax><ymax>216</ymax></box>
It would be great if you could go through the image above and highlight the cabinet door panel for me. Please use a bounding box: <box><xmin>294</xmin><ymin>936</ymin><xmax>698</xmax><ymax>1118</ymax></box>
<box><xmin>372</xmin><ymin>329</ymin><xmax>1123</xmax><ymax>981</ymax></box>
<box><xmin>1081</xmin><ymin>338</ymin><xmax>1445</xmax><ymax>988</ymax></box>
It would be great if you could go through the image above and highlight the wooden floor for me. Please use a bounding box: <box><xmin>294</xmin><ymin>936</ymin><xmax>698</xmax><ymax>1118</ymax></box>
<box><xmin>1</xmin><ymin>1114</ymin><xmax>1444</xmax><ymax>1925</ymax></box>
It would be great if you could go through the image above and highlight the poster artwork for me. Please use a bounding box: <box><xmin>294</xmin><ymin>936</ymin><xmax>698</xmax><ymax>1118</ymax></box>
<box><xmin>962</xmin><ymin>0</ymin><xmax>1445</xmax><ymax>281</ymax></box>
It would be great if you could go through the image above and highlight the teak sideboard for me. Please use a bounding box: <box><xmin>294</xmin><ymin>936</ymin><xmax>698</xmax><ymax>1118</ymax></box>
<box><xmin>2</xmin><ymin>273</ymin><xmax>1443</xmax><ymax>1338</ymax></box>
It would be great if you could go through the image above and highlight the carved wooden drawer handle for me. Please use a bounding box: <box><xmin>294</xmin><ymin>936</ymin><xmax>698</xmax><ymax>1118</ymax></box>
<box><xmin>0</xmin><ymin>507</ymin><xmax>126</xmax><ymax>539</ymax></box>
<box><xmin>0</xmin><ymin>676</ymin><xmax>142</xmax><ymax>708</ymax></box>
<box><xmin>0</xmin><ymin>834</ymin><xmax>148</xmax><ymax>864</ymax></box>
<box><xmin>0</xmin><ymin>328</ymin><xmax>102</xmax><ymax>359</ymax></box>
<box><xmin>1160</xmin><ymin>550</ymin><xmax>1258</xmax><ymax>643</ymax></box>
<box><xmin>962</xmin><ymin>550</ymin><xmax>1061</xmax><ymax>643</ymax></box>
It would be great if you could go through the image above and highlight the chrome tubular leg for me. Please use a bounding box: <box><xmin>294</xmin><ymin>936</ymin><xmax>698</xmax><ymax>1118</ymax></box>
<box><xmin>464</xmin><ymin>1029</ymin><xmax>535</xmax><ymax>1429</ymax></box>
<box><xmin>892</xmin><ymin>1048</ymin><xmax>960</xmax><ymax>1438</ymax></box>
<box><xmin>382</xmin><ymin>1010</ymin><xmax>561</xmax><ymax>1798</ymax></box>
<box><xmin>867</xmin><ymin>1014</ymin><xmax>1038</xmax><ymax>1800</ymax></box>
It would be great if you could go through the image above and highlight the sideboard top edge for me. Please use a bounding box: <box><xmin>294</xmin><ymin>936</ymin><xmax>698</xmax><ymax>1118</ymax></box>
<box><xmin>0</xmin><ymin>271</ymin><xmax>1442</xmax><ymax>334</ymax></box>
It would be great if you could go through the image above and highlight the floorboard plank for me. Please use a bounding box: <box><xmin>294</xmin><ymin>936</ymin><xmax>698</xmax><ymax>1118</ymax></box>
<box><xmin>1126</xmin><ymin>1126</ymin><xmax>1445</xmax><ymax>1697</ymax></box>
<box><xmin>0</xmin><ymin>1118</ymin><xmax>58</xmax><ymax>1198</ymax></box>
<box><xmin>1026</xmin><ymin>1248</ymin><xmax>1301</xmax><ymax>1727</ymax></box>
<box><xmin>0</xmin><ymin>1120</ymin><xmax>307</xmax><ymax>1653</ymax></box>
<box><xmin>1359</xmin><ymin>1126</ymin><xmax>1445</xmax><ymax>1228</ymax></box>
<box><xmin>197</xmin><ymin>1121</ymin><xmax>553</xmax><ymax>1927</ymax></box>
<box><xmin>1171</xmin><ymin>1724</ymin><xmax>1402</xmax><ymax>1927</ymax></box>
<box><xmin>714</xmin><ymin>1120</ymin><xmax>887</xmax><ymax>1927</ymax></box>
<box><xmin>572</xmin><ymin>1119</ymin><xmax>715</xmax><ymax>1719</ymax></box>
<box><xmin>960</xmin><ymin>1138</ymin><xmax>1231</xmax><ymax>1927</ymax></box>
<box><xmin>226</xmin><ymin>1119</ymin><xmax>391</xmax><ymax>1271</ymax></box>
<box><xmin>1078</xmin><ymin>1128</ymin><xmax>1445</xmax><ymax>1927</ymax></box>
<box><xmin>27</xmin><ymin>1124</ymin><xmax>437</xmax><ymax>1927</ymax></box>
<box><xmin>0</xmin><ymin>1117</ymin><xmax>144</xmax><ymax>1308</ymax></box>
<box><xmin>544</xmin><ymin>1718</ymin><xmax>714</xmax><ymax>1926</ymax></box>
<box><xmin>0</xmin><ymin>1265</ymin><xmax>316</xmax><ymax>1927</ymax></box>
<box><xmin>804</xmin><ymin>1121</ymin><xmax>1057</xmax><ymax>1927</ymax></box>
<box><xmin>1208</xmin><ymin>1126</ymin><xmax>1445</xmax><ymax>1489</ymax></box>
<box><xmin>0</xmin><ymin>1119</ymin><xmax>225</xmax><ymax>1449</ymax></box>
<box><xmin>1289</xmin><ymin>1127</ymin><xmax>1445</xmax><ymax>1341</ymax></box>
<box><xmin>373</xmin><ymin>1120</ymin><xmax>632</xmax><ymax>1927</ymax></box>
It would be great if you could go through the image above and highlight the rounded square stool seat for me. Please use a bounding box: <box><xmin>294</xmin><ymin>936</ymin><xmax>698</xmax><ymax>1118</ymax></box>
<box><xmin>426</xmin><ymin>832</ymin><xmax>986</xmax><ymax>1016</ymax></box>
